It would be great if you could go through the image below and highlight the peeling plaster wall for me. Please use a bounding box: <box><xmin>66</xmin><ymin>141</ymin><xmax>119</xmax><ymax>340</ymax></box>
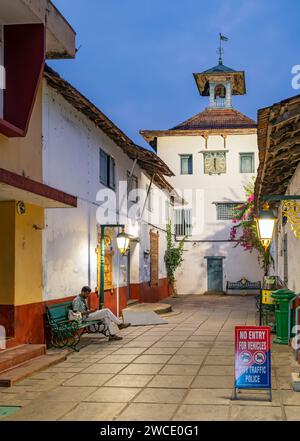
<box><xmin>42</xmin><ymin>81</ymin><xmax>168</xmax><ymax>301</ymax></box>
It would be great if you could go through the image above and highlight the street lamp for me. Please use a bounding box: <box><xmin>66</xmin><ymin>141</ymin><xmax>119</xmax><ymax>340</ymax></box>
<box><xmin>116</xmin><ymin>227</ymin><xmax>130</xmax><ymax>256</ymax></box>
<box><xmin>256</xmin><ymin>202</ymin><xmax>277</xmax><ymax>251</ymax></box>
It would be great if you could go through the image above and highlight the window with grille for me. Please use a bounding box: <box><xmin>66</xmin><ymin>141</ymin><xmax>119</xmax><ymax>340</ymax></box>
<box><xmin>216</xmin><ymin>203</ymin><xmax>238</xmax><ymax>220</ymax></box>
<box><xmin>240</xmin><ymin>153</ymin><xmax>254</xmax><ymax>173</ymax></box>
<box><xmin>180</xmin><ymin>154</ymin><xmax>193</xmax><ymax>175</ymax></box>
<box><xmin>174</xmin><ymin>208</ymin><xmax>192</xmax><ymax>236</ymax></box>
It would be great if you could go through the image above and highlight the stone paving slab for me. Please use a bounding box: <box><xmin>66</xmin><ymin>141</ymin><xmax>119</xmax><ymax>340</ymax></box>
<box><xmin>1</xmin><ymin>294</ymin><xmax>299</xmax><ymax>421</ymax></box>
<box><xmin>83</xmin><ymin>387</ymin><xmax>141</xmax><ymax>403</ymax></box>
<box><xmin>60</xmin><ymin>402</ymin><xmax>126</xmax><ymax>421</ymax></box>
<box><xmin>117</xmin><ymin>403</ymin><xmax>177</xmax><ymax>421</ymax></box>
<box><xmin>230</xmin><ymin>405</ymin><xmax>283</xmax><ymax>421</ymax></box>
<box><xmin>173</xmin><ymin>404</ymin><xmax>230</xmax><ymax>421</ymax></box>
<box><xmin>133</xmin><ymin>388</ymin><xmax>187</xmax><ymax>404</ymax></box>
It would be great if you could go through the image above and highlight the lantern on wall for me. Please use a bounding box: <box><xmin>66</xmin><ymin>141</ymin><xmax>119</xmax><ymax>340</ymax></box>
<box><xmin>116</xmin><ymin>227</ymin><xmax>130</xmax><ymax>256</ymax></box>
<box><xmin>256</xmin><ymin>203</ymin><xmax>277</xmax><ymax>250</ymax></box>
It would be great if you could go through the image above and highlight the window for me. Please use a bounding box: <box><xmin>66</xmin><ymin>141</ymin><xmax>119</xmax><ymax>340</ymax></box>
<box><xmin>100</xmin><ymin>148</ymin><xmax>115</xmax><ymax>190</ymax></box>
<box><xmin>216</xmin><ymin>203</ymin><xmax>238</xmax><ymax>221</ymax></box>
<box><xmin>127</xmin><ymin>171</ymin><xmax>138</xmax><ymax>203</ymax></box>
<box><xmin>174</xmin><ymin>208</ymin><xmax>192</xmax><ymax>236</ymax></box>
<box><xmin>203</xmin><ymin>151</ymin><xmax>226</xmax><ymax>174</ymax></box>
<box><xmin>240</xmin><ymin>153</ymin><xmax>254</xmax><ymax>173</ymax></box>
<box><xmin>180</xmin><ymin>155</ymin><xmax>193</xmax><ymax>175</ymax></box>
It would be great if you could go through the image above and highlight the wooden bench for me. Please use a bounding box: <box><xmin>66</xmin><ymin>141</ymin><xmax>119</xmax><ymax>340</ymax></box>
<box><xmin>46</xmin><ymin>301</ymin><xmax>109</xmax><ymax>352</ymax></box>
<box><xmin>226</xmin><ymin>278</ymin><xmax>261</xmax><ymax>295</ymax></box>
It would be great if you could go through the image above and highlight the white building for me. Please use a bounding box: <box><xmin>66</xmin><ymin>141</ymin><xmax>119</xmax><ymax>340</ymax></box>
<box><xmin>255</xmin><ymin>94</ymin><xmax>300</xmax><ymax>293</ymax></box>
<box><xmin>141</xmin><ymin>59</ymin><xmax>264</xmax><ymax>294</ymax></box>
<box><xmin>41</xmin><ymin>65</ymin><xmax>177</xmax><ymax>316</ymax></box>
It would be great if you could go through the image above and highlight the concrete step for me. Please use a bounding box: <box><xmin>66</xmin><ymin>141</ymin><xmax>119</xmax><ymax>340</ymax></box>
<box><xmin>125</xmin><ymin>302</ymin><xmax>172</xmax><ymax>315</ymax></box>
<box><xmin>0</xmin><ymin>338</ymin><xmax>18</xmax><ymax>351</ymax></box>
<box><xmin>0</xmin><ymin>344</ymin><xmax>46</xmax><ymax>373</ymax></box>
<box><xmin>127</xmin><ymin>299</ymin><xmax>139</xmax><ymax>306</ymax></box>
<box><xmin>0</xmin><ymin>352</ymin><xmax>68</xmax><ymax>387</ymax></box>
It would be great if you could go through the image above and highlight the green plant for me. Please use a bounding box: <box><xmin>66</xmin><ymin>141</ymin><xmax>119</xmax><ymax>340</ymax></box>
<box><xmin>164</xmin><ymin>222</ymin><xmax>185</xmax><ymax>296</ymax></box>
<box><xmin>230</xmin><ymin>177</ymin><xmax>274</xmax><ymax>276</ymax></box>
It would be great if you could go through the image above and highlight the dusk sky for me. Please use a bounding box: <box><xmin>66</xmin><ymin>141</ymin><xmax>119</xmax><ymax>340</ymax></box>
<box><xmin>51</xmin><ymin>0</ymin><xmax>300</xmax><ymax>149</ymax></box>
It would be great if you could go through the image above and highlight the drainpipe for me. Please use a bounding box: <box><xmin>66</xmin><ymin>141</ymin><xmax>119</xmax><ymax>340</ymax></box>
<box><xmin>140</xmin><ymin>173</ymin><xmax>155</xmax><ymax>221</ymax></box>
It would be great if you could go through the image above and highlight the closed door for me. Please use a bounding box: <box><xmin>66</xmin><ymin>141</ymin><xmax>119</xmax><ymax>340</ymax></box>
<box><xmin>207</xmin><ymin>258</ymin><xmax>223</xmax><ymax>292</ymax></box>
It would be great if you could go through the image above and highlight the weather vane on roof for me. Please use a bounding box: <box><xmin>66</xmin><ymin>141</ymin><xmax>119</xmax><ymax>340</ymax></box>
<box><xmin>218</xmin><ymin>33</ymin><xmax>229</xmax><ymax>65</ymax></box>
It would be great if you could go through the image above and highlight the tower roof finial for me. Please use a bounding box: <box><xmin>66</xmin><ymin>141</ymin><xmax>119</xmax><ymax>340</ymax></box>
<box><xmin>218</xmin><ymin>33</ymin><xmax>229</xmax><ymax>65</ymax></box>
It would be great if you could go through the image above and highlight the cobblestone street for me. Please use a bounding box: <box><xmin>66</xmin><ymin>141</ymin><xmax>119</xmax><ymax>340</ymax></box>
<box><xmin>1</xmin><ymin>295</ymin><xmax>299</xmax><ymax>421</ymax></box>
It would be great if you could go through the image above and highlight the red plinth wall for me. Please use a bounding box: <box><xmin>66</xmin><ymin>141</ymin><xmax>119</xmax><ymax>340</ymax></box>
<box><xmin>0</xmin><ymin>278</ymin><xmax>170</xmax><ymax>346</ymax></box>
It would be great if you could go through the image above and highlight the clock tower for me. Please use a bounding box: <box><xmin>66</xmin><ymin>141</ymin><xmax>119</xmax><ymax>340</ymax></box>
<box><xmin>140</xmin><ymin>39</ymin><xmax>262</xmax><ymax>296</ymax></box>
<box><xmin>193</xmin><ymin>61</ymin><xmax>246</xmax><ymax>109</ymax></box>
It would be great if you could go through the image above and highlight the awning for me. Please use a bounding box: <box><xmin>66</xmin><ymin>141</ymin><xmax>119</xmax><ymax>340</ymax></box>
<box><xmin>0</xmin><ymin>168</ymin><xmax>77</xmax><ymax>208</ymax></box>
<box><xmin>0</xmin><ymin>0</ymin><xmax>76</xmax><ymax>59</ymax></box>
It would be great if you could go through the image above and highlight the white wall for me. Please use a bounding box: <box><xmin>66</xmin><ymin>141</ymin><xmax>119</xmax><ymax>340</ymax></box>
<box><xmin>275</xmin><ymin>162</ymin><xmax>300</xmax><ymax>293</ymax></box>
<box><xmin>157</xmin><ymin>131</ymin><xmax>263</xmax><ymax>294</ymax></box>
<box><xmin>42</xmin><ymin>81</ymin><xmax>168</xmax><ymax>301</ymax></box>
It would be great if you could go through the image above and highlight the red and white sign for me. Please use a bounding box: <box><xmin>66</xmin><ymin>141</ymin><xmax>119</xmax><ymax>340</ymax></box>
<box><xmin>235</xmin><ymin>326</ymin><xmax>271</xmax><ymax>390</ymax></box>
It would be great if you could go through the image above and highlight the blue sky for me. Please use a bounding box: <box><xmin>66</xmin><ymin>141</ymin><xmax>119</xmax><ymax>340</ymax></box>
<box><xmin>51</xmin><ymin>0</ymin><xmax>300</xmax><ymax>148</ymax></box>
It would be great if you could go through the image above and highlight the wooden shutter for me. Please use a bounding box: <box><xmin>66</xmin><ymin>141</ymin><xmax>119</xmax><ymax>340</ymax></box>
<box><xmin>150</xmin><ymin>230</ymin><xmax>159</xmax><ymax>287</ymax></box>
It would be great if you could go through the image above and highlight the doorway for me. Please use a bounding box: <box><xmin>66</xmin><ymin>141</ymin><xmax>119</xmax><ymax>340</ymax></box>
<box><xmin>207</xmin><ymin>257</ymin><xmax>224</xmax><ymax>292</ymax></box>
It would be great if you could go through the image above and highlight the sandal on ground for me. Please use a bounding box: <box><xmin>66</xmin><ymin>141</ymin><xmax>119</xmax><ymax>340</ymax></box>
<box><xmin>118</xmin><ymin>323</ymin><xmax>131</xmax><ymax>330</ymax></box>
<box><xmin>108</xmin><ymin>334</ymin><xmax>123</xmax><ymax>341</ymax></box>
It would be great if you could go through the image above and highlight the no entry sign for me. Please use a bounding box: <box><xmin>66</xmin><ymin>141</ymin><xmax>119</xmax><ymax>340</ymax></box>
<box><xmin>234</xmin><ymin>326</ymin><xmax>272</xmax><ymax>401</ymax></box>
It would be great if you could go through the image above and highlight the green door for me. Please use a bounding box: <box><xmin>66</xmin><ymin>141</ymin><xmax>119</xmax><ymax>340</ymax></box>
<box><xmin>207</xmin><ymin>258</ymin><xmax>223</xmax><ymax>292</ymax></box>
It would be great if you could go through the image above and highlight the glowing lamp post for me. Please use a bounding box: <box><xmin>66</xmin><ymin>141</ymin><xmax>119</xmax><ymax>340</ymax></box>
<box><xmin>116</xmin><ymin>227</ymin><xmax>130</xmax><ymax>256</ymax></box>
<box><xmin>256</xmin><ymin>203</ymin><xmax>277</xmax><ymax>251</ymax></box>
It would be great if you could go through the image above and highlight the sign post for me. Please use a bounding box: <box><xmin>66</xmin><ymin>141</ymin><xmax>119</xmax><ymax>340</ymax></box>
<box><xmin>234</xmin><ymin>326</ymin><xmax>272</xmax><ymax>401</ymax></box>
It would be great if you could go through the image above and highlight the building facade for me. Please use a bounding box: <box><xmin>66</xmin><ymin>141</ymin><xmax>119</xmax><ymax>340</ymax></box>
<box><xmin>0</xmin><ymin>0</ymin><xmax>77</xmax><ymax>347</ymax></box>
<box><xmin>0</xmin><ymin>2</ymin><xmax>175</xmax><ymax>348</ymax></box>
<box><xmin>42</xmin><ymin>67</ymin><xmax>175</xmax><ymax>327</ymax></box>
<box><xmin>255</xmin><ymin>94</ymin><xmax>300</xmax><ymax>293</ymax></box>
<box><xmin>141</xmin><ymin>60</ymin><xmax>264</xmax><ymax>294</ymax></box>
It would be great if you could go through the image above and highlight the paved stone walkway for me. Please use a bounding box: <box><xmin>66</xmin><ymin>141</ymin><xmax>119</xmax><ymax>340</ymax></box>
<box><xmin>1</xmin><ymin>295</ymin><xmax>300</xmax><ymax>421</ymax></box>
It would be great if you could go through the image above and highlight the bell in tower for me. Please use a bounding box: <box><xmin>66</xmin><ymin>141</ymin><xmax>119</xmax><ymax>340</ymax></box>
<box><xmin>193</xmin><ymin>34</ymin><xmax>246</xmax><ymax>109</ymax></box>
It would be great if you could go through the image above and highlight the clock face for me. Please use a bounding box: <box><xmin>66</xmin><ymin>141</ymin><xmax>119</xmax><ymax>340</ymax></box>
<box><xmin>204</xmin><ymin>152</ymin><xmax>226</xmax><ymax>175</ymax></box>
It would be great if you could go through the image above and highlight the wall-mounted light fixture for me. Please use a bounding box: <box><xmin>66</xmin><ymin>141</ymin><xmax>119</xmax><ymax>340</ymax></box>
<box><xmin>255</xmin><ymin>202</ymin><xmax>277</xmax><ymax>250</ymax></box>
<box><xmin>256</xmin><ymin>195</ymin><xmax>300</xmax><ymax>249</ymax></box>
<box><xmin>116</xmin><ymin>227</ymin><xmax>130</xmax><ymax>256</ymax></box>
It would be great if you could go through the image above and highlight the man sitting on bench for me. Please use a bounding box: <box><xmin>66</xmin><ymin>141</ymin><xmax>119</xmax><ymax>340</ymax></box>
<box><xmin>72</xmin><ymin>286</ymin><xmax>131</xmax><ymax>341</ymax></box>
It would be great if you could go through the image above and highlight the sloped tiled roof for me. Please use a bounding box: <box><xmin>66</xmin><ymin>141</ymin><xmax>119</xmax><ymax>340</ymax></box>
<box><xmin>170</xmin><ymin>108</ymin><xmax>257</xmax><ymax>131</ymax></box>
<box><xmin>202</xmin><ymin>63</ymin><xmax>237</xmax><ymax>74</ymax></box>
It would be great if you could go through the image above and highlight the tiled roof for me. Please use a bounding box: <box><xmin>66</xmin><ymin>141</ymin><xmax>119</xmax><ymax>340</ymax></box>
<box><xmin>202</xmin><ymin>63</ymin><xmax>237</xmax><ymax>74</ymax></box>
<box><xmin>170</xmin><ymin>108</ymin><xmax>257</xmax><ymax>131</ymax></box>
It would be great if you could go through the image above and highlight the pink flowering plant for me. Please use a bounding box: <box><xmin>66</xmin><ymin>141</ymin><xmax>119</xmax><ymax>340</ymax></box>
<box><xmin>230</xmin><ymin>177</ymin><xmax>273</xmax><ymax>275</ymax></box>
